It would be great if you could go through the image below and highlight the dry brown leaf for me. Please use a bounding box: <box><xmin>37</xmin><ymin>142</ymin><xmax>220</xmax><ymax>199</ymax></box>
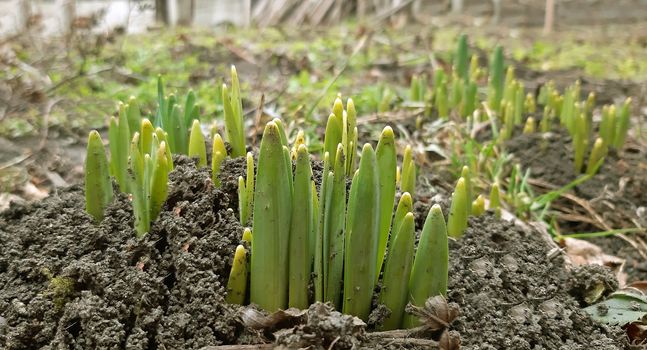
<box><xmin>439</xmin><ymin>330</ymin><xmax>461</xmax><ymax>350</ymax></box>
<box><xmin>562</xmin><ymin>237</ymin><xmax>627</xmax><ymax>286</ymax></box>
<box><xmin>405</xmin><ymin>295</ymin><xmax>459</xmax><ymax>331</ymax></box>
<box><xmin>241</xmin><ymin>307</ymin><xmax>308</xmax><ymax>331</ymax></box>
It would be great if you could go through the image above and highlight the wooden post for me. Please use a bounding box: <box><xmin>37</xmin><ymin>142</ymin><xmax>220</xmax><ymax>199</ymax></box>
<box><xmin>357</xmin><ymin>0</ymin><xmax>367</xmax><ymax>19</ymax></box>
<box><xmin>16</xmin><ymin>0</ymin><xmax>31</xmax><ymax>31</ymax></box>
<box><xmin>543</xmin><ymin>0</ymin><xmax>555</xmax><ymax>35</ymax></box>
<box><xmin>243</xmin><ymin>0</ymin><xmax>251</xmax><ymax>26</ymax></box>
<box><xmin>59</xmin><ymin>0</ymin><xmax>75</xmax><ymax>34</ymax></box>
<box><xmin>156</xmin><ymin>0</ymin><xmax>168</xmax><ymax>24</ymax></box>
<box><xmin>451</xmin><ymin>0</ymin><xmax>463</xmax><ymax>14</ymax></box>
<box><xmin>491</xmin><ymin>0</ymin><xmax>501</xmax><ymax>24</ymax></box>
<box><xmin>176</xmin><ymin>0</ymin><xmax>194</xmax><ymax>26</ymax></box>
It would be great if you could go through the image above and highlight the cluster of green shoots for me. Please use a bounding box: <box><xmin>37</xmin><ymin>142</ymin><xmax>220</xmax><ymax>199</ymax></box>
<box><xmin>409</xmin><ymin>34</ymin><xmax>479</xmax><ymax>121</ymax></box>
<box><xmin>537</xmin><ymin>81</ymin><xmax>632</xmax><ymax>175</ymax></box>
<box><xmin>84</xmin><ymin>67</ymin><xmax>245</xmax><ymax>237</ymax></box>
<box><xmin>226</xmin><ymin>96</ymin><xmax>492</xmax><ymax>330</ymax></box>
<box><xmin>84</xmin><ymin>64</ymin><xmax>489</xmax><ymax>329</ymax></box>
<box><xmin>420</xmin><ymin>35</ymin><xmax>634</xmax><ymax>227</ymax></box>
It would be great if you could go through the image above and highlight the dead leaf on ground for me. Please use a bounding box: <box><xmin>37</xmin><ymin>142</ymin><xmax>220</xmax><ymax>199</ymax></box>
<box><xmin>561</xmin><ymin>237</ymin><xmax>627</xmax><ymax>286</ymax></box>
<box><xmin>439</xmin><ymin>330</ymin><xmax>461</xmax><ymax>350</ymax></box>
<box><xmin>241</xmin><ymin>306</ymin><xmax>308</xmax><ymax>331</ymax></box>
<box><xmin>405</xmin><ymin>295</ymin><xmax>459</xmax><ymax>332</ymax></box>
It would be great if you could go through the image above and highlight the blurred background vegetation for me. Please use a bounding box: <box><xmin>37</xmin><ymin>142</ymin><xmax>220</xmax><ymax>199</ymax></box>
<box><xmin>1</xmin><ymin>0</ymin><xmax>646</xmax><ymax>206</ymax></box>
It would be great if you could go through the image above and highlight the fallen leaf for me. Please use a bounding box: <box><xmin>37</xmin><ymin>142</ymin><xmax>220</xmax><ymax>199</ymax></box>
<box><xmin>405</xmin><ymin>295</ymin><xmax>459</xmax><ymax>331</ymax></box>
<box><xmin>561</xmin><ymin>237</ymin><xmax>626</xmax><ymax>286</ymax></box>
<box><xmin>438</xmin><ymin>330</ymin><xmax>461</xmax><ymax>350</ymax></box>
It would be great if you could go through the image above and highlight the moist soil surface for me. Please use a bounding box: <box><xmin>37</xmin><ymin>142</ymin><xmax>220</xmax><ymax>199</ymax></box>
<box><xmin>505</xmin><ymin>128</ymin><xmax>647</xmax><ymax>283</ymax></box>
<box><xmin>0</xmin><ymin>156</ymin><xmax>628</xmax><ymax>349</ymax></box>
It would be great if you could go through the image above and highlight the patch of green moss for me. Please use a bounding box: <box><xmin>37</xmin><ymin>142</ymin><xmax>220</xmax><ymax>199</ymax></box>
<box><xmin>42</xmin><ymin>269</ymin><xmax>75</xmax><ymax>310</ymax></box>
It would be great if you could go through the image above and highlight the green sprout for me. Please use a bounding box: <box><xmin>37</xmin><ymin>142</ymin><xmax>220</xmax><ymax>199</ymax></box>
<box><xmin>343</xmin><ymin>144</ymin><xmax>380</xmax><ymax>320</ymax></box>
<box><xmin>435</xmin><ymin>81</ymin><xmax>449</xmax><ymax>119</ymax></box>
<box><xmin>250</xmin><ymin>121</ymin><xmax>292</xmax><ymax>312</ymax></box>
<box><xmin>400</xmin><ymin>145</ymin><xmax>416</xmax><ymax>198</ymax></box>
<box><xmin>447</xmin><ymin>177</ymin><xmax>468</xmax><ymax>239</ymax></box>
<box><xmin>488</xmin><ymin>45</ymin><xmax>505</xmax><ymax>111</ymax></box>
<box><xmin>85</xmin><ymin>130</ymin><xmax>113</xmax><ymax>222</ymax></box>
<box><xmin>378</xmin><ymin>212</ymin><xmax>415</xmax><ymax>330</ymax></box>
<box><xmin>599</xmin><ymin>105</ymin><xmax>616</xmax><ymax>147</ymax></box>
<box><xmin>223</xmin><ymin>66</ymin><xmax>246</xmax><ymax>158</ymax></box>
<box><xmin>490</xmin><ymin>183</ymin><xmax>502</xmax><ymax>219</ymax></box>
<box><xmin>108</xmin><ymin>107</ymin><xmax>130</xmax><ymax>193</ymax></box>
<box><xmin>472</xmin><ymin>195</ymin><xmax>486</xmax><ymax>216</ymax></box>
<box><xmin>289</xmin><ymin>145</ymin><xmax>313</xmax><ymax>309</ymax></box>
<box><xmin>375</xmin><ymin>127</ymin><xmax>397</xmax><ymax>283</ymax></box>
<box><xmin>586</xmin><ymin>138</ymin><xmax>607</xmax><ymax>176</ymax></box>
<box><xmin>188</xmin><ymin>119</ymin><xmax>207</xmax><ymax>167</ymax></box>
<box><xmin>238</xmin><ymin>153</ymin><xmax>255</xmax><ymax>226</ymax></box>
<box><xmin>242</xmin><ymin>228</ymin><xmax>252</xmax><ymax>244</ymax></box>
<box><xmin>403</xmin><ymin>204</ymin><xmax>449</xmax><ymax>328</ymax></box>
<box><xmin>614</xmin><ymin>97</ymin><xmax>632</xmax><ymax>150</ymax></box>
<box><xmin>525</xmin><ymin>93</ymin><xmax>536</xmax><ymax>114</ymax></box>
<box><xmin>225</xmin><ymin>245</ymin><xmax>248</xmax><ymax>305</ymax></box>
<box><xmin>129</xmin><ymin>134</ymin><xmax>170</xmax><ymax>237</ymax></box>
<box><xmin>211</xmin><ymin>133</ymin><xmax>227</xmax><ymax>187</ymax></box>
<box><xmin>455</xmin><ymin>33</ymin><xmax>469</xmax><ymax>81</ymax></box>
<box><xmin>573</xmin><ymin>113</ymin><xmax>588</xmax><ymax>173</ymax></box>
<box><xmin>320</xmin><ymin>144</ymin><xmax>347</xmax><ymax>308</ymax></box>
<box><xmin>523</xmin><ymin>117</ymin><xmax>536</xmax><ymax>134</ymax></box>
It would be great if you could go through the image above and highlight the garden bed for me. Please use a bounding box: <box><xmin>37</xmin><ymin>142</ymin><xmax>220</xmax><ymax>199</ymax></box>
<box><xmin>0</xmin><ymin>156</ymin><xmax>627</xmax><ymax>349</ymax></box>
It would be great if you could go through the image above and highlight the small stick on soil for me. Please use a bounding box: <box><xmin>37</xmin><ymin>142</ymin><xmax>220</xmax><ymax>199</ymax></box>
<box><xmin>200</xmin><ymin>345</ymin><xmax>273</xmax><ymax>350</ymax></box>
<box><xmin>251</xmin><ymin>93</ymin><xmax>265</xmax><ymax>145</ymax></box>
<box><xmin>530</xmin><ymin>177</ymin><xmax>647</xmax><ymax>261</ymax></box>
<box><xmin>366</xmin><ymin>327</ymin><xmax>439</xmax><ymax>348</ymax></box>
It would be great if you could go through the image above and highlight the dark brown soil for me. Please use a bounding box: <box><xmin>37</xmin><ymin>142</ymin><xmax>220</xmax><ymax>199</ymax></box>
<box><xmin>505</xmin><ymin>129</ymin><xmax>647</xmax><ymax>283</ymax></box>
<box><xmin>0</xmin><ymin>156</ymin><xmax>246</xmax><ymax>349</ymax></box>
<box><xmin>505</xmin><ymin>128</ymin><xmax>647</xmax><ymax>225</ymax></box>
<box><xmin>447</xmin><ymin>213</ymin><xmax>624</xmax><ymax>349</ymax></box>
<box><xmin>0</xmin><ymin>154</ymin><xmax>629</xmax><ymax>349</ymax></box>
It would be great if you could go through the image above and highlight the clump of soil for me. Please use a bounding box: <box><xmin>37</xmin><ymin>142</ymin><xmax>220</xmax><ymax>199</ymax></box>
<box><xmin>505</xmin><ymin>129</ymin><xmax>647</xmax><ymax>228</ymax></box>
<box><xmin>505</xmin><ymin>129</ymin><xmax>647</xmax><ymax>282</ymax></box>
<box><xmin>505</xmin><ymin>129</ymin><xmax>576</xmax><ymax>188</ymax></box>
<box><xmin>0</xmin><ymin>156</ymin><xmax>246</xmax><ymax>349</ymax></box>
<box><xmin>276</xmin><ymin>303</ymin><xmax>366</xmax><ymax>349</ymax></box>
<box><xmin>446</xmin><ymin>213</ymin><xmax>624</xmax><ymax>349</ymax></box>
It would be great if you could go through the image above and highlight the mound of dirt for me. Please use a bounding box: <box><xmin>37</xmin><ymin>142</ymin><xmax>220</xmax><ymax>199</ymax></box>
<box><xmin>506</xmin><ymin>129</ymin><xmax>647</xmax><ymax>282</ymax></box>
<box><xmin>447</xmin><ymin>213</ymin><xmax>624</xmax><ymax>349</ymax></box>
<box><xmin>0</xmin><ymin>155</ymin><xmax>627</xmax><ymax>349</ymax></box>
<box><xmin>506</xmin><ymin>129</ymin><xmax>647</xmax><ymax>228</ymax></box>
<box><xmin>0</xmin><ymin>156</ymin><xmax>245</xmax><ymax>349</ymax></box>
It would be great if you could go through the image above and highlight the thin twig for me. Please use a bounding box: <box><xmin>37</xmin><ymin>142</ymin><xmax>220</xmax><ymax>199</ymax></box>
<box><xmin>0</xmin><ymin>153</ymin><xmax>33</xmax><ymax>171</ymax></box>
<box><xmin>251</xmin><ymin>93</ymin><xmax>265</xmax><ymax>145</ymax></box>
<box><xmin>45</xmin><ymin>67</ymin><xmax>114</xmax><ymax>95</ymax></box>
